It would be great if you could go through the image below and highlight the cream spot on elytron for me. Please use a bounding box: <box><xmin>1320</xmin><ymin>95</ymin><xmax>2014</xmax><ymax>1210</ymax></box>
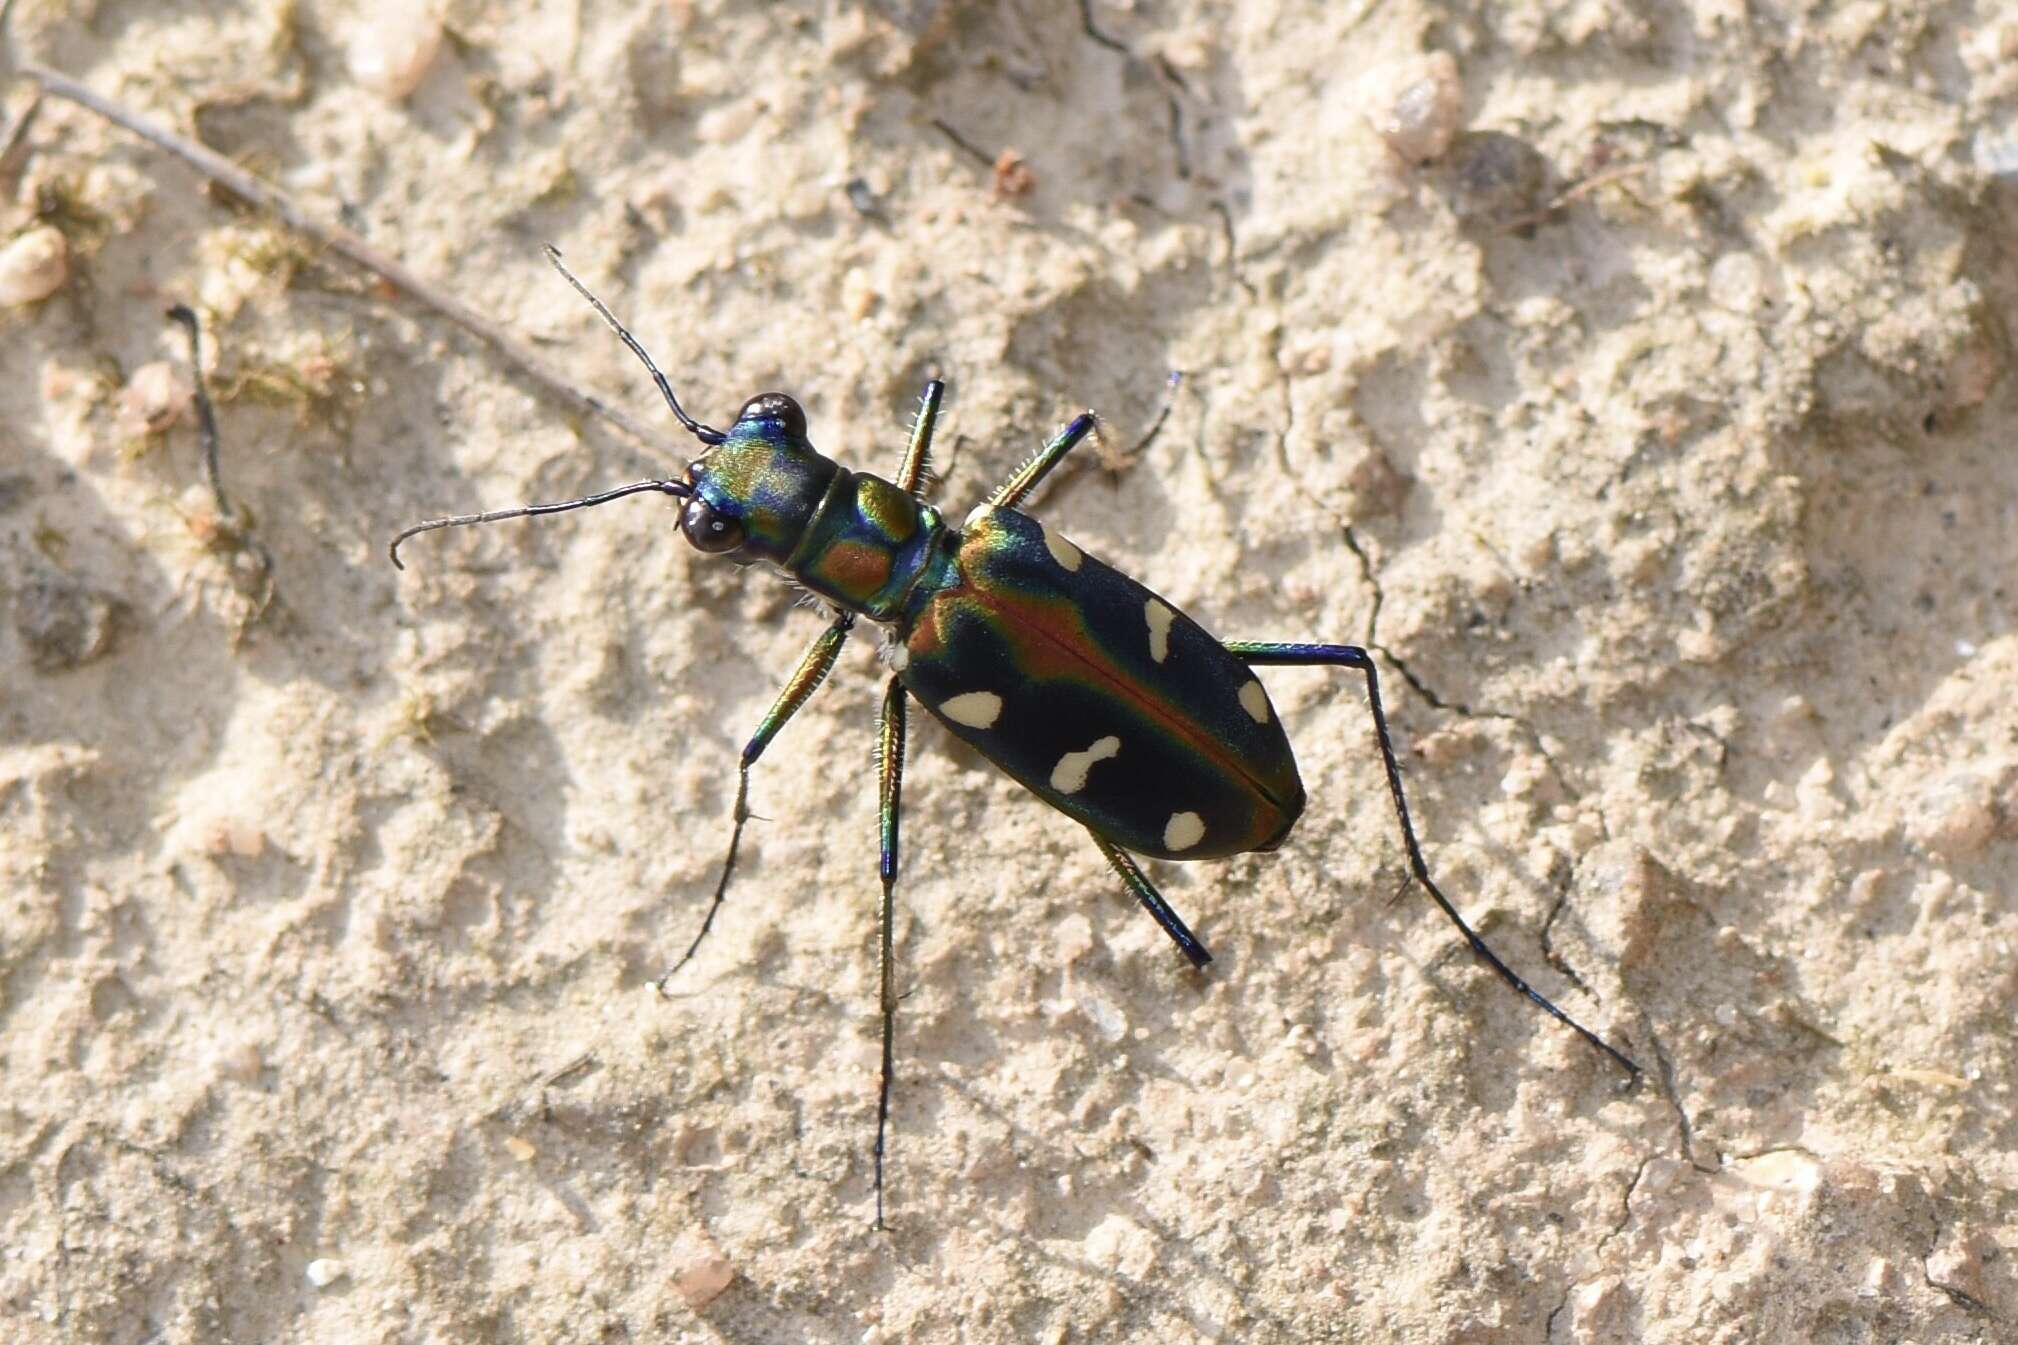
<box><xmin>1238</xmin><ymin>679</ymin><xmax>1270</xmax><ymax>724</ymax></box>
<box><xmin>1145</xmin><ymin>599</ymin><xmax>1175</xmax><ymax>664</ymax></box>
<box><xmin>963</xmin><ymin>503</ymin><xmax>993</xmax><ymax>529</ymax></box>
<box><xmin>1041</xmin><ymin>522</ymin><xmax>1083</xmax><ymax>572</ymax></box>
<box><xmin>1164</xmin><ymin>811</ymin><xmax>1205</xmax><ymax>852</ymax></box>
<box><xmin>1049</xmin><ymin>735</ymin><xmax>1120</xmax><ymax>794</ymax></box>
<box><xmin>887</xmin><ymin>643</ymin><xmax>910</xmax><ymax>673</ymax></box>
<box><xmin>940</xmin><ymin>691</ymin><xmax>1003</xmax><ymax>729</ymax></box>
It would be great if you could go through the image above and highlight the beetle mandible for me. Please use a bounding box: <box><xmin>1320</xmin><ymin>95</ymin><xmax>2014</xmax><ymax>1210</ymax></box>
<box><xmin>390</xmin><ymin>248</ymin><xmax>1642</xmax><ymax>1227</ymax></box>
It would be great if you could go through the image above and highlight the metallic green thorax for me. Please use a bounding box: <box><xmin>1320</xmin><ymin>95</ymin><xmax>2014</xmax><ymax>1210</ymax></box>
<box><xmin>792</xmin><ymin>472</ymin><xmax>951</xmax><ymax>621</ymax></box>
<box><xmin>692</xmin><ymin>413</ymin><xmax>955</xmax><ymax>621</ymax></box>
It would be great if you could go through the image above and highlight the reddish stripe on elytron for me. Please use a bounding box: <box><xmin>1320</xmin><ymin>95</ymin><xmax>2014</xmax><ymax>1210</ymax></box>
<box><xmin>906</xmin><ymin>593</ymin><xmax>946</xmax><ymax>660</ymax></box>
<box><xmin>924</xmin><ymin>579</ymin><xmax>1293</xmax><ymax>821</ymax></box>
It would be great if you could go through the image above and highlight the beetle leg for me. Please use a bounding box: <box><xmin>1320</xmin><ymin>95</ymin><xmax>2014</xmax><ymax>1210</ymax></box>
<box><xmin>1088</xmin><ymin>831</ymin><xmax>1212</xmax><ymax>970</ymax></box>
<box><xmin>987</xmin><ymin>410</ymin><xmax>1098</xmax><ymax>510</ymax></box>
<box><xmin>1222</xmin><ymin>640</ymin><xmax>1642</xmax><ymax>1083</ymax></box>
<box><xmin>655</xmin><ymin>612</ymin><xmax>855</xmax><ymax>992</ymax></box>
<box><xmin>893</xmin><ymin>379</ymin><xmax>944</xmax><ymax>496</ymax></box>
<box><xmin>871</xmin><ymin>675</ymin><xmax>908</xmax><ymax>1229</ymax></box>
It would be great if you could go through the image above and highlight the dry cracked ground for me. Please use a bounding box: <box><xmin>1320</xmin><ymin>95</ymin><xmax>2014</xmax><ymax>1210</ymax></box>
<box><xmin>1</xmin><ymin>2</ymin><xmax>2015</xmax><ymax>1343</ymax></box>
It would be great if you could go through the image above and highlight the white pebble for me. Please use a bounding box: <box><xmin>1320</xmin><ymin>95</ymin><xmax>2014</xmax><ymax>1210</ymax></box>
<box><xmin>305</xmin><ymin>1258</ymin><xmax>347</xmax><ymax>1288</ymax></box>
<box><xmin>1708</xmin><ymin>251</ymin><xmax>1767</xmax><ymax>312</ymax></box>
<box><xmin>0</xmin><ymin>225</ymin><xmax>70</xmax><ymax>306</ymax></box>
<box><xmin>696</xmin><ymin>99</ymin><xmax>761</xmax><ymax>145</ymax></box>
<box><xmin>1975</xmin><ymin>130</ymin><xmax>2018</xmax><ymax>181</ymax></box>
<box><xmin>1075</xmin><ymin>985</ymin><xmax>1128</xmax><ymax>1042</ymax></box>
<box><xmin>209</xmin><ymin>1038</ymin><xmax>265</xmax><ymax>1085</ymax></box>
<box><xmin>348</xmin><ymin>8</ymin><xmax>443</xmax><ymax>100</ymax></box>
<box><xmin>1370</xmin><ymin>52</ymin><xmax>1464</xmax><ymax>164</ymax></box>
<box><xmin>219</xmin><ymin>817</ymin><xmax>267</xmax><ymax>858</ymax></box>
<box><xmin>120</xmin><ymin>361</ymin><xmax>192</xmax><ymax>436</ymax></box>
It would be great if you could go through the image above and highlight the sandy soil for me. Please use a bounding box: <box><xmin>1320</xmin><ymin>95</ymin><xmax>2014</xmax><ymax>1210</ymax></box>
<box><xmin>3</xmin><ymin>2</ymin><xmax>2015</xmax><ymax>1342</ymax></box>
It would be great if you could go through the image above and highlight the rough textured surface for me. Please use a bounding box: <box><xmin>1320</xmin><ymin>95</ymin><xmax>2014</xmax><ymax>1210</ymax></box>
<box><xmin>3</xmin><ymin>3</ymin><xmax>2015</xmax><ymax>1342</ymax></box>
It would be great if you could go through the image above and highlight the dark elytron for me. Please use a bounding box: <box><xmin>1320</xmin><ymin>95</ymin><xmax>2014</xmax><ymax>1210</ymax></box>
<box><xmin>898</xmin><ymin>504</ymin><xmax>1304</xmax><ymax>861</ymax></box>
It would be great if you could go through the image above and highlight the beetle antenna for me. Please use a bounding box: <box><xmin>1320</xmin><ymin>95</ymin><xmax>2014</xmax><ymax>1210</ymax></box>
<box><xmin>389</xmin><ymin>477</ymin><xmax>692</xmax><ymax>570</ymax></box>
<box><xmin>544</xmin><ymin>246</ymin><xmax>727</xmax><ymax>446</ymax></box>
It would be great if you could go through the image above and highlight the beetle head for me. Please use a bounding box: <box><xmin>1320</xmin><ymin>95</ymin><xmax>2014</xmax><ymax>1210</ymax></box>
<box><xmin>386</xmin><ymin>252</ymin><xmax>840</xmax><ymax>573</ymax></box>
<box><xmin>678</xmin><ymin>392</ymin><xmax>838</xmax><ymax>566</ymax></box>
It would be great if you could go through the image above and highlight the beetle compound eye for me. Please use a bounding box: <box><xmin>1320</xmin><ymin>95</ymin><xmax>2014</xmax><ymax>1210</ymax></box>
<box><xmin>737</xmin><ymin>392</ymin><xmax>807</xmax><ymax>439</ymax></box>
<box><xmin>681</xmin><ymin>498</ymin><xmax>746</xmax><ymax>553</ymax></box>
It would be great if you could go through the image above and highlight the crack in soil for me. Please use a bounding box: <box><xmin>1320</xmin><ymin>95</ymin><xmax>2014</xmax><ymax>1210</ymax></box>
<box><xmin>1539</xmin><ymin>886</ymin><xmax>1596</xmax><ymax>1000</ymax></box>
<box><xmin>1548</xmin><ymin>1153</ymin><xmax>1656</xmax><ymax>1340</ymax></box>
<box><xmin>1646</xmin><ymin>1024</ymin><xmax>1715</xmax><ymax>1173</ymax></box>
<box><xmin>1209</xmin><ymin>200</ymin><xmax>1253</xmax><ymax>300</ymax></box>
<box><xmin>1922</xmin><ymin>1216</ymin><xmax>1992</xmax><ymax>1316</ymax></box>
<box><xmin>1076</xmin><ymin>0</ymin><xmax>1129</xmax><ymax>54</ymax></box>
<box><xmin>1342</xmin><ymin>523</ymin><xmax>1598</xmax><ymax>814</ymax></box>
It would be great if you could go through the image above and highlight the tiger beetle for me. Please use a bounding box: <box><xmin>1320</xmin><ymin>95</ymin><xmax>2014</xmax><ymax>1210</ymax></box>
<box><xmin>390</xmin><ymin>247</ymin><xmax>1642</xmax><ymax>1227</ymax></box>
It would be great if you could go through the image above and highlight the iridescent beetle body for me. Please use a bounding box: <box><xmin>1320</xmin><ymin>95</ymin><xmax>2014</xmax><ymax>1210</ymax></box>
<box><xmin>691</xmin><ymin>401</ymin><xmax>1306</xmax><ymax>864</ymax></box>
<box><xmin>390</xmin><ymin>251</ymin><xmax>1641</xmax><ymax>1229</ymax></box>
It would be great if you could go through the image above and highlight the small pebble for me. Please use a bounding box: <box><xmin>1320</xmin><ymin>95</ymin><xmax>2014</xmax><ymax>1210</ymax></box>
<box><xmin>1074</xmin><ymin>985</ymin><xmax>1128</xmax><ymax>1042</ymax></box>
<box><xmin>1926</xmin><ymin>1229</ymin><xmax>1992</xmax><ymax>1306</ymax></box>
<box><xmin>205</xmin><ymin>815</ymin><xmax>268</xmax><ymax>859</ymax></box>
<box><xmin>670</xmin><ymin>1247</ymin><xmax>734</xmax><ymax>1310</ymax></box>
<box><xmin>1083</xmin><ymin>1213</ymin><xmax>1156</xmax><ymax>1277</ymax></box>
<box><xmin>348</xmin><ymin>7</ymin><xmax>443</xmax><ymax>100</ymax></box>
<box><xmin>120</xmin><ymin>360</ymin><xmax>193</xmax><ymax>437</ymax></box>
<box><xmin>503</xmin><ymin>1135</ymin><xmax>537</xmax><ymax>1162</ymax></box>
<box><xmin>1155</xmin><ymin>26</ymin><xmax>1215</xmax><ymax>73</ymax></box>
<box><xmin>845</xmin><ymin>176</ymin><xmax>884</xmax><ymax>216</ymax></box>
<box><xmin>991</xmin><ymin>148</ymin><xmax>1036</xmax><ymax>200</ymax></box>
<box><xmin>304</xmin><ymin>1258</ymin><xmax>347</xmax><ymax>1288</ymax></box>
<box><xmin>1568</xmin><ymin>1277</ymin><xmax>1628</xmax><ymax>1337</ymax></box>
<box><xmin>696</xmin><ymin>99</ymin><xmax>760</xmax><ymax>144</ymax></box>
<box><xmin>1440</xmin><ymin>131</ymin><xmax>1551</xmax><ymax>231</ymax></box>
<box><xmin>208</xmin><ymin>1038</ymin><xmax>266</xmax><ymax>1085</ymax></box>
<box><xmin>1906</xmin><ymin>765</ymin><xmax>2000</xmax><ymax>856</ymax></box>
<box><xmin>0</xmin><ymin>225</ymin><xmax>70</xmax><ymax>306</ymax></box>
<box><xmin>1370</xmin><ymin>52</ymin><xmax>1464</xmax><ymax>164</ymax></box>
<box><xmin>1707</xmin><ymin>251</ymin><xmax>1767</xmax><ymax>312</ymax></box>
<box><xmin>1499</xmin><ymin>753</ymin><xmax>1548</xmax><ymax>798</ymax></box>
